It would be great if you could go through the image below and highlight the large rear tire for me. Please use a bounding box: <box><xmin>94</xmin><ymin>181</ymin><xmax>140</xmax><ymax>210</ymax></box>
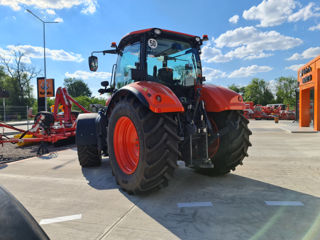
<box><xmin>203</xmin><ymin>110</ymin><xmax>252</xmax><ymax>175</ymax></box>
<box><xmin>77</xmin><ymin>145</ymin><xmax>101</xmax><ymax>167</ymax></box>
<box><xmin>108</xmin><ymin>95</ymin><xmax>179</xmax><ymax>194</ymax></box>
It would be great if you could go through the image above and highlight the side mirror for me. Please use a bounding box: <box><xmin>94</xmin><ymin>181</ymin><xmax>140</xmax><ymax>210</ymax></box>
<box><xmin>89</xmin><ymin>56</ymin><xmax>98</xmax><ymax>72</ymax></box>
<box><xmin>101</xmin><ymin>81</ymin><xmax>109</xmax><ymax>87</ymax></box>
<box><xmin>98</xmin><ymin>88</ymin><xmax>114</xmax><ymax>94</ymax></box>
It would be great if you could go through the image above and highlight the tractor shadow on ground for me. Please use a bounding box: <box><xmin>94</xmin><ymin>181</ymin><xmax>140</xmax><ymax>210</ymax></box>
<box><xmin>81</xmin><ymin>157</ymin><xmax>117</xmax><ymax>190</ymax></box>
<box><xmin>130</xmin><ymin>169</ymin><xmax>320</xmax><ymax>240</ymax></box>
<box><xmin>83</xmin><ymin>161</ymin><xmax>320</xmax><ymax>240</ymax></box>
<box><xmin>87</xmin><ymin>162</ymin><xmax>320</xmax><ymax>240</ymax></box>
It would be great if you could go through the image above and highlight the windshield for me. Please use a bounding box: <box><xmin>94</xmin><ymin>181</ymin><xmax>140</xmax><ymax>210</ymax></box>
<box><xmin>147</xmin><ymin>38</ymin><xmax>201</xmax><ymax>87</ymax></box>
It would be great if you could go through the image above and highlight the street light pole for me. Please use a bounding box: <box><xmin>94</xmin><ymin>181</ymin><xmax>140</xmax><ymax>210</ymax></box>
<box><xmin>27</xmin><ymin>9</ymin><xmax>58</xmax><ymax>112</ymax></box>
<box><xmin>43</xmin><ymin>22</ymin><xmax>47</xmax><ymax>111</ymax></box>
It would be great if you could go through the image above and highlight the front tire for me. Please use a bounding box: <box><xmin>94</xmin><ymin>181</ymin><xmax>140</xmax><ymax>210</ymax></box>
<box><xmin>77</xmin><ymin>145</ymin><xmax>101</xmax><ymax>167</ymax></box>
<box><xmin>108</xmin><ymin>95</ymin><xmax>179</xmax><ymax>194</ymax></box>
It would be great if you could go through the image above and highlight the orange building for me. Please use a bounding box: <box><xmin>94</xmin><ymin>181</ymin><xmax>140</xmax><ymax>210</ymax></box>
<box><xmin>297</xmin><ymin>55</ymin><xmax>320</xmax><ymax>131</ymax></box>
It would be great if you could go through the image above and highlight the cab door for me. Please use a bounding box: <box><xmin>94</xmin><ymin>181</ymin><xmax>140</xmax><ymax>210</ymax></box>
<box><xmin>114</xmin><ymin>42</ymin><xmax>141</xmax><ymax>89</ymax></box>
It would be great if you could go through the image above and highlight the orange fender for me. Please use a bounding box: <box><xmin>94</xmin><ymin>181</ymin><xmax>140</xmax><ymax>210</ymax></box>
<box><xmin>200</xmin><ymin>84</ymin><xmax>245</xmax><ymax>112</ymax></box>
<box><xmin>111</xmin><ymin>81</ymin><xmax>184</xmax><ymax>113</ymax></box>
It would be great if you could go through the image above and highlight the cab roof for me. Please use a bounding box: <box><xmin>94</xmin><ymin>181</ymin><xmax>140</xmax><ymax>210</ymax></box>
<box><xmin>118</xmin><ymin>28</ymin><xmax>200</xmax><ymax>49</ymax></box>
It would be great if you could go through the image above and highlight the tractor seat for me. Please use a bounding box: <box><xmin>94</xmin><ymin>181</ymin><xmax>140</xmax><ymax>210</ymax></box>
<box><xmin>158</xmin><ymin>68</ymin><xmax>174</xmax><ymax>84</ymax></box>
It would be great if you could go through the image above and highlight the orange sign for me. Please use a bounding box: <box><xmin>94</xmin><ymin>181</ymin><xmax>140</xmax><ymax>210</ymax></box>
<box><xmin>37</xmin><ymin>78</ymin><xmax>55</xmax><ymax>98</ymax></box>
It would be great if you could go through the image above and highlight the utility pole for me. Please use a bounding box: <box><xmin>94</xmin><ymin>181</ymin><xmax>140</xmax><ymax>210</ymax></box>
<box><xmin>2</xmin><ymin>98</ymin><xmax>5</xmax><ymax>122</ymax></box>
<box><xmin>27</xmin><ymin>9</ymin><xmax>59</xmax><ymax>112</ymax></box>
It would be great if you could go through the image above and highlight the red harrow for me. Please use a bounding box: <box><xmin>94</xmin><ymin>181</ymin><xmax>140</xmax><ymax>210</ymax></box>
<box><xmin>0</xmin><ymin>87</ymin><xmax>90</xmax><ymax>155</ymax></box>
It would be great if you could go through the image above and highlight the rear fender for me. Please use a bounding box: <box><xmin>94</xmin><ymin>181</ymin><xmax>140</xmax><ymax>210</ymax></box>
<box><xmin>76</xmin><ymin>113</ymin><xmax>99</xmax><ymax>145</ymax></box>
<box><xmin>107</xmin><ymin>81</ymin><xmax>184</xmax><ymax>114</ymax></box>
<box><xmin>200</xmin><ymin>84</ymin><xmax>245</xmax><ymax>112</ymax></box>
<box><xmin>76</xmin><ymin>112</ymin><xmax>107</xmax><ymax>151</ymax></box>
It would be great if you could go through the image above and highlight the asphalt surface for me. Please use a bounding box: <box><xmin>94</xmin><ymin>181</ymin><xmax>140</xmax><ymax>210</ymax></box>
<box><xmin>0</xmin><ymin>120</ymin><xmax>320</xmax><ymax>240</ymax></box>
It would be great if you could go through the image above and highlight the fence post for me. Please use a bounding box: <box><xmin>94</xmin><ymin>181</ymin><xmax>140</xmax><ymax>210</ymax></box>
<box><xmin>26</xmin><ymin>106</ymin><xmax>29</xmax><ymax>130</ymax></box>
<box><xmin>3</xmin><ymin>98</ymin><xmax>5</xmax><ymax>122</ymax></box>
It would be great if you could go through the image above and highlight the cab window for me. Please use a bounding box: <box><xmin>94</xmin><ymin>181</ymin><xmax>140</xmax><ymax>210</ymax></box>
<box><xmin>115</xmin><ymin>42</ymin><xmax>140</xmax><ymax>89</ymax></box>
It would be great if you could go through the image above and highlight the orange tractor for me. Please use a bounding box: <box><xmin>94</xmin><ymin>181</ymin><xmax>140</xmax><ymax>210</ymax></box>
<box><xmin>76</xmin><ymin>28</ymin><xmax>252</xmax><ymax>194</ymax></box>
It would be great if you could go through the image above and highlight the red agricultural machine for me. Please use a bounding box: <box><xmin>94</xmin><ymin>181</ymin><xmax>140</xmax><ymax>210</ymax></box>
<box><xmin>243</xmin><ymin>102</ymin><xmax>295</xmax><ymax>120</ymax></box>
<box><xmin>75</xmin><ymin>28</ymin><xmax>252</xmax><ymax>194</ymax></box>
<box><xmin>243</xmin><ymin>101</ymin><xmax>254</xmax><ymax>119</ymax></box>
<box><xmin>0</xmin><ymin>87</ymin><xmax>89</xmax><ymax>154</ymax></box>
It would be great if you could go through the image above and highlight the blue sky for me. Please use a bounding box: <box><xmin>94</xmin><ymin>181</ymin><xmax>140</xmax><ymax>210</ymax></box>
<box><xmin>0</xmin><ymin>0</ymin><xmax>320</xmax><ymax>97</ymax></box>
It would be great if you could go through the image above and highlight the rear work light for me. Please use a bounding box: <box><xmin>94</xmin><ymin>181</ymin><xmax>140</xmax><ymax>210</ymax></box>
<box><xmin>154</xmin><ymin>29</ymin><xmax>161</xmax><ymax>35</ymax></box>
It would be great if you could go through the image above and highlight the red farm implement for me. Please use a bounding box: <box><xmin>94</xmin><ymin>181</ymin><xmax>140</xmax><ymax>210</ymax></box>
<box><xmin>0</xmin><ymin>87</ymin><xmax>90</xmax><ymax>154</ymax></box>
<box><xmin>243</xmin><ymin>101</ymin><xmax>254</xmax><ymax>119</ymax></box>
<box><xmin>244</xmin><ymin>103</ymin><xmax>296</xmax><ymax>120</ymax></box>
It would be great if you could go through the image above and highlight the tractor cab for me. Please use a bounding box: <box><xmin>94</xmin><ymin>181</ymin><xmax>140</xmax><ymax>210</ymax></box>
<box><xmin>89</xmin><ymin>28</ymin><xmax>207</xmax><ymax>100</ymax></box>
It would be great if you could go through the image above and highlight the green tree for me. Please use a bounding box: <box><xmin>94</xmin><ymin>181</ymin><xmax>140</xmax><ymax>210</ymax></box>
<box><xmin>244</xmin><ymin>78</ymin><xmax>274</xmax><ymax>105</ymax></box>
<box><xmin>72</xmin><ymin>96</ymin><xmax>106</xmax><ymax>112</ymax></box>
<box><xmin>64</xmin><ymin>78</ymin><xmax>92</xmax><ymax>97</ymax></box>
<box><xmin>0</xmin><ymin>66</ymin><xmax>6</xmax><ymax>85</ymax></box>
<box><xmin>275</xmin><ymin>76</ymin><xmax>296</xmax><ymax>107</ymax></box>
<box><xmin>0</xmin><ymin>51</ymin><xmax>38</xmax><ymax>107</ymax></box>
<box><xmin>229</xmin><ymin>84</ymin><xmax>246</xmax><ymax>96</ymax></box>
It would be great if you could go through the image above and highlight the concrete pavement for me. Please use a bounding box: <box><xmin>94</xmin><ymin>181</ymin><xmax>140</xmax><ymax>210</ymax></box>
<box><xmin>0</xmin><ymin>120</ymin><xmax>320</xmax><ymax>240</ymax></box>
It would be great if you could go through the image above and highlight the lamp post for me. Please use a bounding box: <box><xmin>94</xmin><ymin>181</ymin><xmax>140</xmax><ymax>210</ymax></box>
<box><xmin>27</xmin><ymin>9</ymin><xmax>58</xmax><ymax>112</ymax></box>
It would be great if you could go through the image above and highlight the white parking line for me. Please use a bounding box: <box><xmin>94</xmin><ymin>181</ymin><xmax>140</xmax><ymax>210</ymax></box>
<box><xmin>265</xmin><ymin>201</ymin><xmax>304</xmax><ymax>206</ymax></box>
<box><xmin>39</xmin><ymin>214</ymin><xmax>82</xmax><ymax>225</ymax></box>
<box><xmin>177</xmin><ymin>202</ymin><xmax>213</xmax><ymax>208</ymax></box>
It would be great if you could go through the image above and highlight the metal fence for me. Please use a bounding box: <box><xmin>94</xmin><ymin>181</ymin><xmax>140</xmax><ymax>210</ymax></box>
<box><xmin>0</xmin><ymin>106</ymin><xmax>32</xmax><ymax>122</ymax></box>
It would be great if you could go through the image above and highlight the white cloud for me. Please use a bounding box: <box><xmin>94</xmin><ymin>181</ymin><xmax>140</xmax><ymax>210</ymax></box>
<box><xmin>46</xmin><ymin>9</ymin><xmax>56</xmax><ymax>15</ymax></box>
<box><xmin>243</xmin><ymin>0</ymin><xmax>296</xmax><ymax>27</ymax></box>
<box><xmin>287</xmin><ymin>47</ymin><xmax>320</xmax><ymax>60</ymax></box>
<box><xmin>309</xmin><ymin>23</ymin><xmax>320</xmax><ymax>31</ymax></box>
<box><xmin>215</xmin><ymin>26</ymin><xmax>302</xmax><ymax>49</ymax></box>
<box><xmin>0</xmin><ymin>0</ymin><xmax>98</xmax><ymax>14</ymax></box>
<box><xmin>228</xmin><ymin>65</ymin><xmax>272</xmax><ymax>78</ymax></box>
<box><xmin>202</xmin><ymin>67</ymin><xmax>227</xmax><ymax>82</ymax></box>
<box><xmin>285</xmin><ymin>64</ymin><xmax>304</xmax><ymax>71</ymax></box>
<box><xmin>201</xmin><ymin>45</ymin><xmax>231</xmax><ymax>63</ymax></box>
<box><xmin>243</xmin><ymin>0</ymin><xmax>320</xmax><ymax>27</ymax></box>
<box><xmin>81</xmin><ymin>0</ymin><xmax>97</xmax><ymax>14</ymax></box>
<box><xmin>2</xmin><ymin>45</ymin><xmax>84</xmax><ymax>63</ymax></box>
<box><xmin>202</xmin><ymin>26</ymin><xmax>302</xmax><ymax>63</ymax></box>
<box><xmin>0</xmin><ymin>47</ymin><xmax>31</xmax><ymax>64</ymax></box>
<box><xmin>229</xmin><ymin>15</ymin><xmax>239</xmax><ymax>24</ymax></box>
<box><xmin>224</xmin><ymin>46</ymin><xmax>273</xmax><ymax>61</ymax></box>
<box><xmin>65</xmin><ymin>70</ymin><xmax>111</xmax><ymax>80</ymax></box>
<box><xmin>288</xmin><ymin>2</ymin><xmax>320</xmax><ymax>22</ymax></box>
<box><xmin>54</xmin><ymin>17</ymin><xmax>63</xmax><ymax>23</ymax></box>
